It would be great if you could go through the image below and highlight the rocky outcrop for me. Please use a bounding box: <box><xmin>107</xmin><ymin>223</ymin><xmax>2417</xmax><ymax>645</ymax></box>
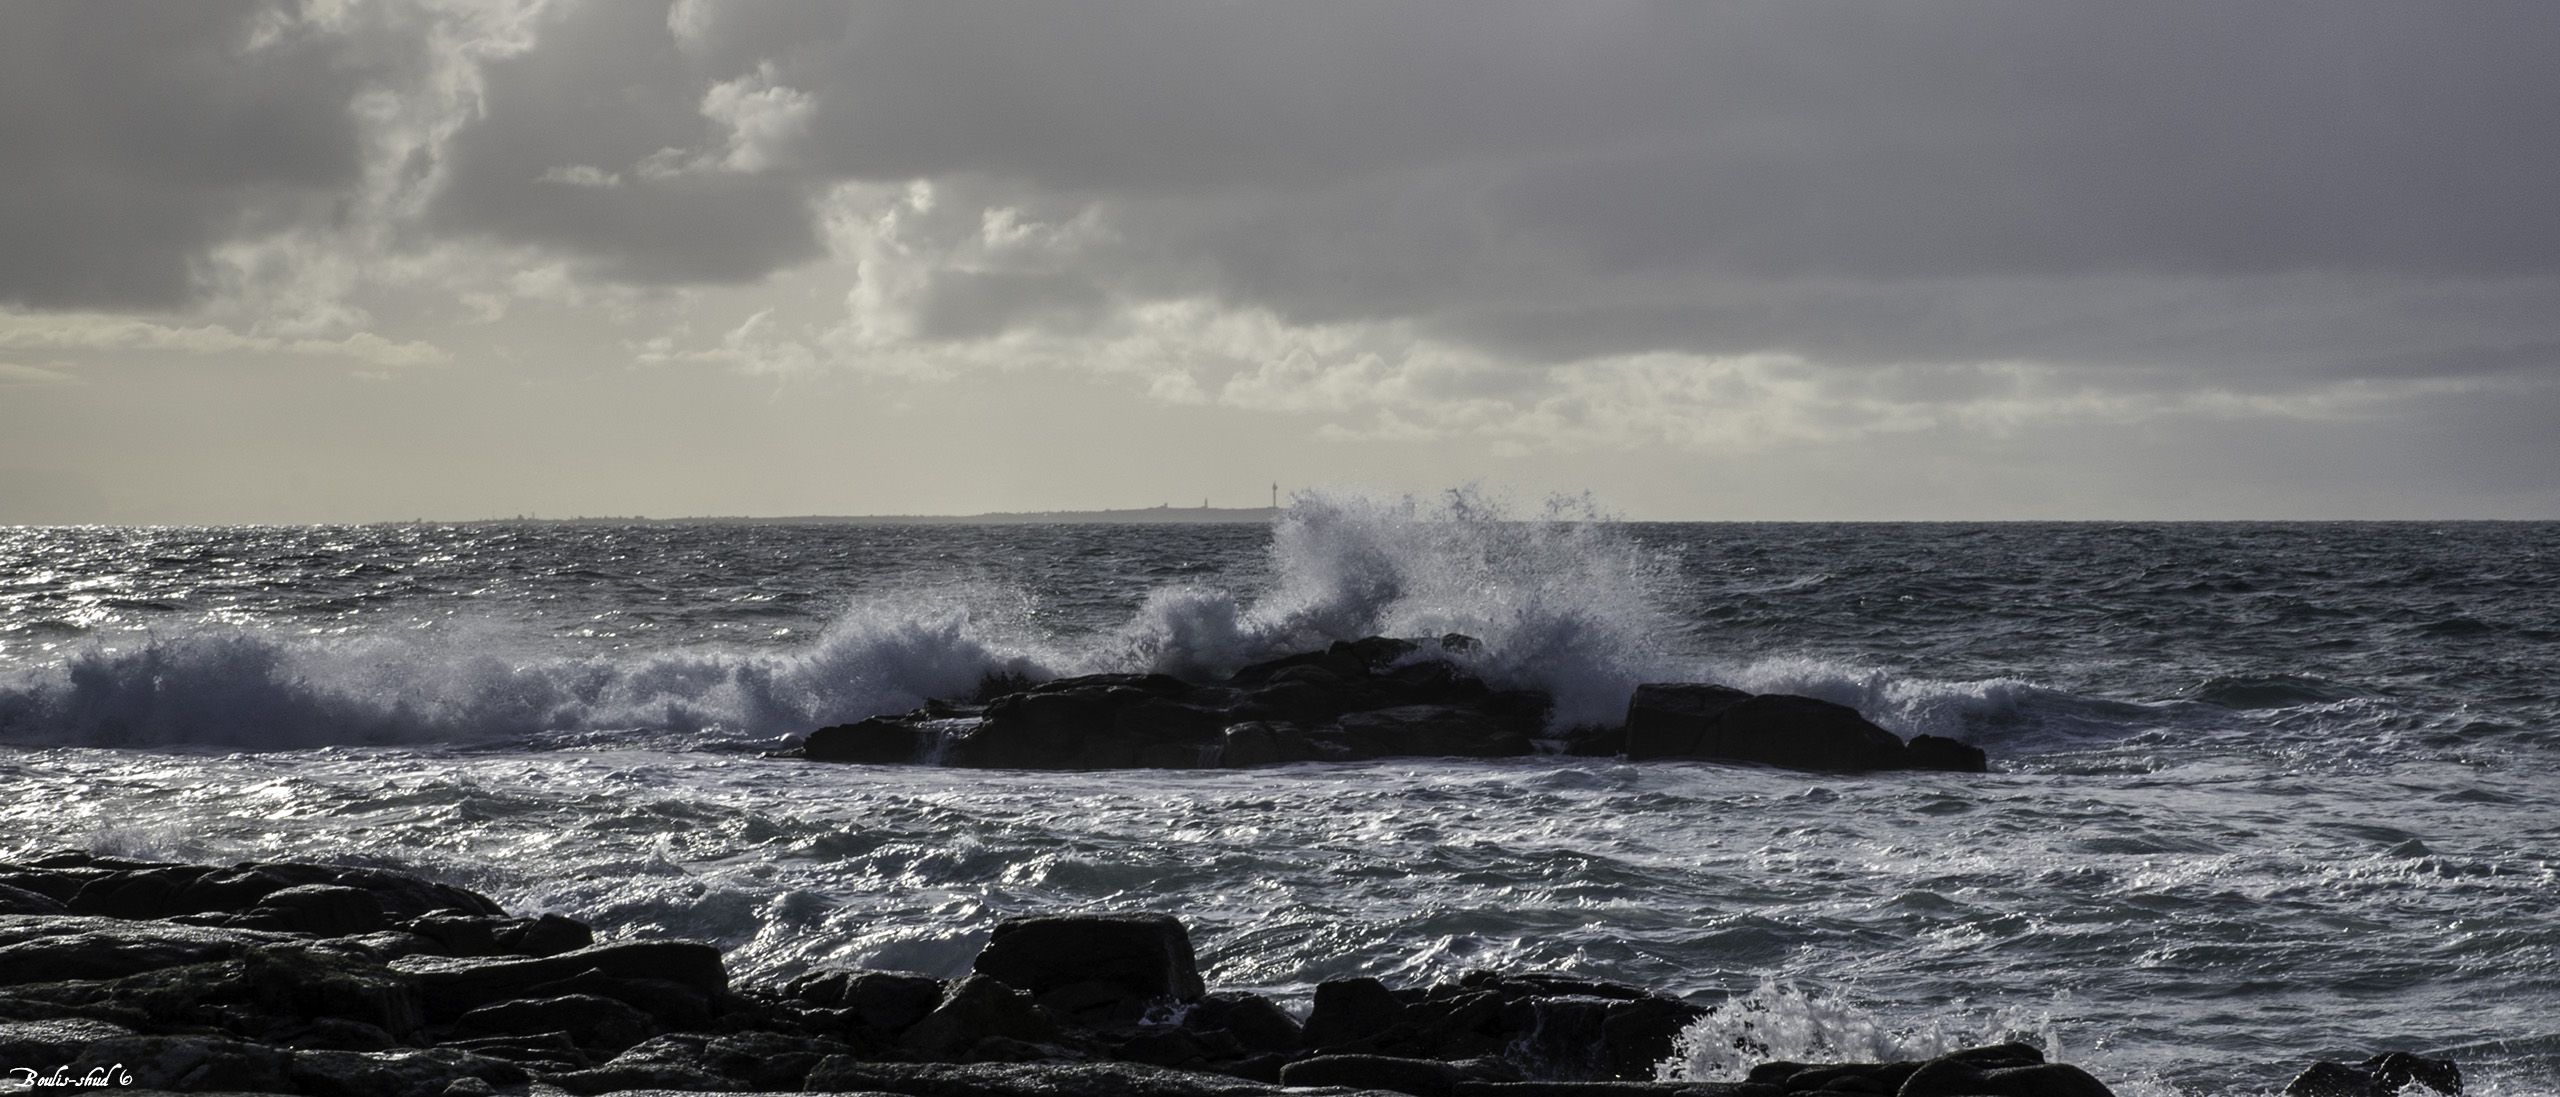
<box><xmin>2285</xmin><ymin>1051</ymin><xmax>2463</xmax><ymax>1096</ymax></box>
<box><xmin>0</xmin><ymin>851</ymin><xmax>2173</xmax><ymax>1097</ymax></box>
<box><xmin>788</xmin><ymin>636</ymin><xmax>1988</xmax><ymax>774</ymax></box>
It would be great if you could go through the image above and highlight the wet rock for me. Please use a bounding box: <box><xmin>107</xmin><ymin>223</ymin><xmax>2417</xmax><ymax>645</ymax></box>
<box><xmin>282</xmin><ymin>1046</ymin><xmax>531</xmax><ymax>1097</ymax></box>
<box><xmin>1599</xmin><ymin>997</ymin><xmax>1710</xmax><ymax>1081</ymax></box>
<box><xmin>0</xmin><ymin>914</ymin><xmax>293</xmax><ymax>984</ymax></box>
<box><xmin>1904</xmin><ymin>734</ymin><xmax>1990</xmax><ymax>773</ymax></box>
<box><xmin>1219</xmin><ymin>721</ymin><xmax>1321</xmax><ymax>767</ymax></box>
<box><xmin>1282</xmin><ymin>1054</ymin><xmax>1466</xmax><ymax>1095</ymax></box>
<box><xmin>2285</xmin><ymin>1052</ymin><xmax>2462</xmax><ymax>1096</ymax></box>
<box><xmin>1305</xmin><ymin>977</ymin><xmax>1407</xmax><ymax>1050</ymax></box>
<box><xmin>1690</xmin><ymin>694</ymin><xmax>1910</xmax><ymax>772</ymax></box>
<box><xmin>63</xmin><ymin>1033</ymin><xmax>295</xmax><ymax>1092</ymax></box>
<box><xmin>0</xmin><ymin>1017</ymin><xmax>135</xmax><ymax>1063</ymax></box>
<box><xmin>403</xmin><ymin>909</ymin><xmax>594</xmax><ymax>958</ymax></box>
<box><xmin>975</xmin><ymin>912</ymin><xmax>1207</xmax><ymax>1024</ymax></box>
<box><xmin>803</xmin><ymin>715</ymin><xmax>934</xmax><ymax>764</ymax></box>
<box><xmin>805</xmin><ymin>1057</ymin><xmax>1360</xmax><ymax>1096</ymax></box>
<box><xmin>1899</xmin><ymin>1044</ymin><xmax>2109</xmax><ymax>1097</ymax></box>
<box><xmin>1337</xmin><ymin>705</ymin><xmax>1535</xmax><ymax>758</ymax></box>
<box><xmin>788</xmin><ymin>968</ymin><xmax>945</xmax><ymax>1035</ymax></box>
<box><xmin>0</xmin><ymin>882</ymin><xmax>68</xmax><ymax>915</ymax></box>
<box><xmin>1191</xmin><ymin>991</ymin><xmax>1304</xmax><ymax>1052</ymax></box>
<box><xmin>249</xmin><ymin>883</ymin><xmax>389</xmax><ymax>936</ymax></box>
<box><xmin>898</xmin><ymin>974</ymin><xmax>1060</xmax><ymax>1056</ymax></box>
<box><xmin>1622</xmin><ymin>683</ymin><xmax>1755</xmax><ymax>759</ymax></box>
<box><xmin>394</xmin><ymin>939</ymin><xmax>727</xmax><ymax>1020</ymax></box>
<box><xmin>450</xmin><ymin>991</ymin><xmax>656</xmax><ymax>1052</ymax></box>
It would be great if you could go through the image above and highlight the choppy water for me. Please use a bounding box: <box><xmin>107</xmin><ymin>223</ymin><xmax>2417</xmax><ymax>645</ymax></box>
<box><xmin>1</xmin><ymin>495</ymin><xmax>2554</xmax><ymax>1095</ymax></box>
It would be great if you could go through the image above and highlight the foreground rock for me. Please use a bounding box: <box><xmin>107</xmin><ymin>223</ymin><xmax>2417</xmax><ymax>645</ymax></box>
<box><xmin>0</xmin><ymin>852</ymin><xmax>2182</xmax><ymax>1096</ymax></box>
<box><xmin>790</xmin><ymin>635</ymin><xmax>1986</xmax><ymax>774</ymax></box>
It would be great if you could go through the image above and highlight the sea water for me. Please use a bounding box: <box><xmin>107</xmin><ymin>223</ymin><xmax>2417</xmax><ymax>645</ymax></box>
<box><xmin>2</xmin><ymin>493</ymin><xmax>2553</xmax><ymax>1095</ymax></box>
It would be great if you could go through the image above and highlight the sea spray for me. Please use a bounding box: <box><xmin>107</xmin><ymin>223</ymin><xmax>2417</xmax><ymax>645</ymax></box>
<box><xmin>0</xmin><ymin>489</ymin><xmax>1690</xmax><ymax>744</ymax></box>
<box><xmin>1654</xmin><ymin>979</ymin><xmax>2066</xmax><ymax>1082</ymax></box>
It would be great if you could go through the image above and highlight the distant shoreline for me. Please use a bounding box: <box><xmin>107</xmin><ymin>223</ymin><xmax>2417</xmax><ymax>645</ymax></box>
<box><xmin>448</xmin><ymin>506</ymin><xmax>1286</xmax><ymax>526</ymax></box>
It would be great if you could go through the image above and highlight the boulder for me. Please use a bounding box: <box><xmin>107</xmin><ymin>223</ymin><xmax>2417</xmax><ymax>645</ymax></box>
<box><xmin>1693</xmin><ymin>694</ymin><xmax>1909</xmax><ymax>772</ymax></box>
<box><xmin>1304</xmin><ymin>977</ymin><xmax>1406</xmax><ymax>1050</ymax></box>
<box><xmin>974</xmin><ymin>912</ymin><xmax>1205</xmax><ymax>1023</ymax></box>
<box><xmin>0</xmin><ymin>882</ymin><xmax>68</xmax><ymax>915</ymax></box>
<box><xmin>2285</xmin><ymin>1051</ymin><xmax>2462</xmax><ymax>1096</ymax></box>
<box><xmin>281</xmin><ymin>1046</ymin><xmax>530</xmax><ymax>1097</ymax></box>
<box><xmin>1622</xmin><ymin>684</ymin><xmax>1755</xmax><ymax>760</ymax></box>
<box><xmin>899</xmin><ymin>974</ymin><xmax>1060</xmax><ymax>1056</ymax></box>
<box><xmin>1905</xmin><ymin>734</ymin><xmax>1990</xmax><ymax>773</ymax></box>
<box><xmin>803</xmin><ymin>716</ymin><xmax>932</xmax><ymax>764</ymax></box>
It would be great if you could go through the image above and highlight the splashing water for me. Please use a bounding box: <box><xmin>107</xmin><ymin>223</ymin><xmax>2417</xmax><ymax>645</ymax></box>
<box><xmin>1655</xmin><ymin>979</ymin><xmax>2066</xmax><ymax>1082</ymax></box>
<box><xmin>0</xmin><ymin>488</ymin><xmax>1682</xmax><ymax>746</ymax></box>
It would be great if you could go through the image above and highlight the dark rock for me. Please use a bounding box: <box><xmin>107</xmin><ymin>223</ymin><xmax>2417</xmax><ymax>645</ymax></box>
<box><xmin>394</xmin><ymin>939</ymin><xmax>727</xmax><ymax>1020</ymax></box>
<box><xmin>283</xmin><ymin>1046</ymin><xmax>531</xmax><ymax>1097</ymax></box>
<box><xmin>807</xmin><ymin>1057</ymin><xmax>1336</xmax><ymax>1095</ymax></box>
<box><xmin>0</xmin><ymin>914</ymin><xmax>292</xmax><ymax>984</ymax></box>
<box><xmin>1900</xmin><ymin>1051</ymin><xmax>2110</xmax><ymax>1097</ymax></box>
<box><xmin>900</xmin><ymin>974</ymin><xmax>1060</xmax><ymax>1056</ymax></box>
<box><xmin>2285</xmin><ymin>1052</ymin><xmax>2463</xmax><ymax>1096</ymax></box>
<box><xmin>498</xmin><ymin>911</ymin><xmax>594</xmax><ymax>956</ymax></box>
<box><xmin>450</xmin><ymin>992</ymin><xmax>656</xmax><ymax>1052</ymax></box>
<box><xmin>792</xmin><ymin>968</ymin><xmax>945</xmax><ymax>1034</ymax></box>
<box><xmin>1597</xmin><ymin>996</ymin><xmax>1710</xmax><ymax>1081</ymax></box>
<box><xmin>543</xmin><ymin>1034</ymin><xmax>746</xmax><ymax>1095</ymax></box>
<box><xmin>1220</xmin><ymin>721</ymin><xmax>1321</xmax><ymax>767</ymax></box>
<box><xmin>241</xmin><ymin>941</ymin><xmax>424</xmax><ymax>1038</ymax></box>
<box><xmin>0</xmin><ymin>1017</ymin><xmax>135</xmax><ymax>1062</ymax></box>
<box><xmin>1194</xmin><ymin>991</ymin><xmax>1304</xmax><ymax>1052</ymax></box>
<box><xmin>525</xmin><ymin>967</ymin><xmax>715</xmax><ymax>1029</ymax></box>
<box><xmin>1336</xmin><ymin>705</ymin><xmax>1534</xmax><ymax>758</ymax></box>
<box><xmin>0</xmin><ymin>882</ymin><xmax>68</xmax><ymax>915</ymax></box>
<box><xmin>1622</xmin><ymin>684</ymin><xmax>1755</xmax><ymax>760</ymax></box>
<box><xmin>804</xmin><ymin>716</ymin><xmax>932</xmax><ymax>764</ymax></box>
<box><xmin>1305</xmin><ymin>977</ymin><xmax>1406</xmax><ymax>1049</ymax></box>
<box><xmin>435</xmin><ymin>1030</ymin><xmax>595</xmax><ymax>1072</ymax></box>
<box><xmin>251</xmin><ymin>883</ymin><xmax>389</xmax><ymax>936</ymax></box>
<box><xmin>1904</xmin><ymin>735</ymin><xmax>1989</xmax><ymax>773</ymax></box>
<box><xmin>1696</xmin><ymin>694</ymin><xmax>1909</xmax><ymax>772</ymax></box>
<box><xmin>2363</xmin><ymin>1051</ymin><xmax>2462</xmax><ymax>1095</ymax></box>
<box><xmin>64</xmin><ymin>1034</ymin><xmax>295</xmax><ymax>1092</ymax></box>
<box><xmin>975</xmin><ymin>912</ymin><xmax>1207</xmax><ymax>1023</ymax></box>
<box><xmin>1282</xmin><ymin>1053</ymin><xmax>1464</xmax><ymax>1096</ymax></box>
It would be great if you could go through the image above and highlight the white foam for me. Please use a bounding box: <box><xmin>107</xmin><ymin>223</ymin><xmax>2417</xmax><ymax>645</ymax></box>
<box><xmin>1655</xmin><ymin>978</ymin><xmax>2066</xmax><ymax>1081</ymax></box>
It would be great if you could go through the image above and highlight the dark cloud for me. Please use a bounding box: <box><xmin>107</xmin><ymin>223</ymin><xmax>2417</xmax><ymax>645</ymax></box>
<box><xmin>427</xmin><ymin>0</ymin><xmax>821</xmax><ymax>284</ymax></box>
<box><xmin>0</xmin><ymin>0</ymin><xmax>368</xmax><ymax>310</ymax></box>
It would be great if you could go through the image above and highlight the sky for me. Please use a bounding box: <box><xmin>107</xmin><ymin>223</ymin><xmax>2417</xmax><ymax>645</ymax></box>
<box><xmin>3</xmin><ymin>1</ymin><xmax>2557</xmax><ymax>523</ymax></box>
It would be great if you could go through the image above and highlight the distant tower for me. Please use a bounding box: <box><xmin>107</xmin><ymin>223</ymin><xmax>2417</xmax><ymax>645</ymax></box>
<box><xmin>1270</xmin><ymin>482</ymin><xmax>1279</xmax><ymax>509</ymax></box>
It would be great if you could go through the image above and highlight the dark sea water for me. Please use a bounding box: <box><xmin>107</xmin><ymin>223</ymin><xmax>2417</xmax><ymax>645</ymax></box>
<box><xmin>2</xmin><ymin>495</ymin><xmax>2554</xmax><ymax>1095</ymax></box>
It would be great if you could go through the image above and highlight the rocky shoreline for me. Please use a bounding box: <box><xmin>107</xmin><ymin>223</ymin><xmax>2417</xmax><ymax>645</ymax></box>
<box><xmin>0</xmin><ymin>853</ymin><xmax>2455</xmax><ymax>1096</ymax></box>
<box><xmin>783</xmin><ymin>636</ymin><xmax>1988</xmax><ymax>774</ymax></box>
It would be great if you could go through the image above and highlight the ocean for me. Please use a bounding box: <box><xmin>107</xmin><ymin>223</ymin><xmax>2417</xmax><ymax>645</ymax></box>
<box><xmin>2</xmin><ymin>493</ymin><xmax>2553</xmax><ymax>1095</ymax></box>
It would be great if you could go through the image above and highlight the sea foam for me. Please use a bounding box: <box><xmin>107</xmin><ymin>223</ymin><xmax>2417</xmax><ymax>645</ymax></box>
<box><xmin>0</xmin><ymin>488</ymin><xmax>1683</xmax><ymax>746</ymax></box>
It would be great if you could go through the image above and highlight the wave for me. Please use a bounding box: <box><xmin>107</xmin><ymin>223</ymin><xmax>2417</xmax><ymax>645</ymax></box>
<box><xmin>0</xmin><ymin>488</ymin><xmax>1682</xmax><ymax>748</ymax></box>
<box><xmin>1655</xmin><ymin>979</ymin><xmax>2065</xmax><ymax>1082</ymax></box>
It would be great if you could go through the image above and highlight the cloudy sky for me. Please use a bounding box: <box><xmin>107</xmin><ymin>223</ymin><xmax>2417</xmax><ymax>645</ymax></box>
<box><xmin>4</xmin><ymin>0</ymin><xmax>2556</xmax><ymax>522</ymax></box>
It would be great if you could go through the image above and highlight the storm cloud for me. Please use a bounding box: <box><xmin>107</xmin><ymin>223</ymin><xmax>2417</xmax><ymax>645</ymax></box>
<box><xmin>2</xmin><ymin>0</ymin><xmax>2555</xmax><ymax>519</ymax></box>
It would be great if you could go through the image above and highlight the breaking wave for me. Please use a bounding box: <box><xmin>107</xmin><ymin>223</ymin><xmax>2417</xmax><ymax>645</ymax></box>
<box><xmin>0</xmin><ymin>488</ymin><xmax>1684</xmax><ymax>747</ymax></box>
